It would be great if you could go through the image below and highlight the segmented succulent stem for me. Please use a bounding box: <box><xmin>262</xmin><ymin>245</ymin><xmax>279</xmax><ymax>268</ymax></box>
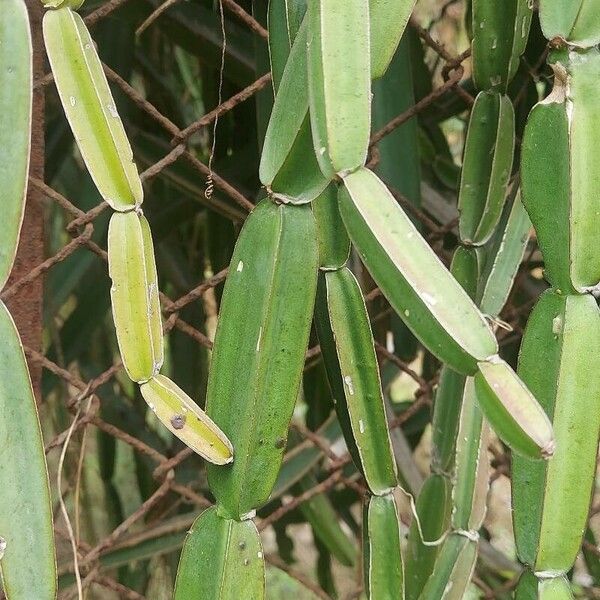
<box><xmin>512</xmin><ymin>5</ymin><xmax>600</xmax><ymax>593</ymax></box>
<box><xmin>42</xmin><ymin>4</ymin><xmax>233</xmax><ymax>466</ymax></box>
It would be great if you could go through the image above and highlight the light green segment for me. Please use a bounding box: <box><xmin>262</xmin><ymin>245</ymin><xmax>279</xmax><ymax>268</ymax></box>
<box><xmin>429</xmin><ymin>248</ymin><xmax>476</xmax><ymax>473</ymax></box>
<box><xmin>0</xmin><ymin>0</ymin><xmax>31</xmax><ymax>290</ymax></box>
<box><xmin>405</xmin><ymin>475</ymin><xmax>452</xmax><ymax>600</ymax></box>
<box><xmin>107</xmin><ymin>211</ymin><xmax>157</xmax><ymax>383</ymax></box>
<box><xmin>174</xmin><ymin>507</ymin><xmax>265</xmax><ymax>600</ymax></box>
<box><xmin>452</xmin><ymin>380</ymin><xmax>490</xmax><ymax>531</ymax></box>
<box><xmin>478</xmin><ymin>193</ymin><xmax>531</xmax><ymax>316</ymax></box>
<box><xmin>535</xmin><ymin>294</ymin><xmax>600</xmax><ymax>570</ymax></box>
<box><xmin>140</xmin><ymin>375</ymin><xmax>233</xmax><ymax>465</ymax></box>
<box><xmin>206</xmin><ymin>201</ymin><xmax>318</xmax><ymax>519</ymax></box>
<box><xmin>514</xmin><ymin>292</ymin><xmax>600</xmax><ymax>570</ymax></box>
<box><xmin>472</xmin><ymin>0</ymin><xmax>532</xmax><ymax>91</ymax></box>
<box><xmin>522</xmin><ymin>49</ymin><xmax>600</xmax><ymax>291</ymax></box>
<box><xmin>307</xmin><ymin>0</ymin><xmax>371</xmax><ymax>176</ymax></box>
<box><xmin>567</xmin><ymin>49</ymin><xmax>600</xmax><ymax>290</ymax></box>
<box><xmin>540</xmin><ymin>0</ymin><xmax>600</xmax><ymax>47</ymax></box>
<box><xmin>363</xmin><ymin>494</ymin><xmax>403</xmax><ymax>599</ymax></box>
<box><xmin>267</xmin><ymin>0</ymin><xmax>306</xmax><ymax>91</ymax></box>
<box><xmin>260</xmin><ymin>21</ymin><xmax>310</xmax><ymax>186</ymax></box>
<box><xmin>0</xmin><ymin>302</ymin><xmax>56</xmax><ymax>600</ymax></box>
<box><xmin>43</xmin><ymin>8</ymin><xmax>143</xmax><ymax>210</ymax></box>
<box><xmin>339</xmin><ymin>167</ymin><xmax>498</xmax><ymax>374</ymax></box>
<box><xmin>475</xmin><ymin>358</ymin><xmax>554</xmax><ymax>460</ymax></box>
<box><xmin>520</xmin><ymin>99</ymin><xmax>572</xmax><ymax>292</ymax></box>
<box><xmin>322</xmin><ymin>268</ymin><xmax>397</xmax><ymax>494</ymax></box>
<box><xmin>369</xmin><ymin>0</ymin><xmax>417</xmax><ymax>79</ymax></box>
<box><xmin>139</xmin><ymin>214</ymin><xmax>164</xmax><ymax>371</ymax></box>
<box><xmin>313</xmin><ymin>184</ymin><xmax>350</xmax><ymax>269</ymax></box>
<box><xmin>262</xmin><ymin>10</ymin><xmax>329</xmax><ymax>203</ymax></box>
<box><xmin>515</xmin><ymin>571</ymin><xmax>573</xmax><ymax>600</ymax></box>
<box><xmin>418</xmin><ymin>535</ymin><xmax>477</xmax><ymax>600</ymax></box>
<box><xmin>458</xmin><ymin>92</ymin><xmax>515</xmax><ymax>245</ymax></box>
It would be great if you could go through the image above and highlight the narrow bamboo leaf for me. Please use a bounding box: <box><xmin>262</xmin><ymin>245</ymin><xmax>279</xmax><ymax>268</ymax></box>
<box><xmin>418</xmin><ymin>535</ymin><xmax>477</xmax><ymax>600</ymax></box>
<box><xmin>271</xmin><ymin>414</ymin><xmax>343</xmax><ymax>499</ymax></box>
<box><xmin>513</xmin><ymin>291</ymin><xmax>600</xmax><ymax>572</ymax></box>
<box><xmin>521</xmin><ymin>50</ymin><xmax>600</xmax><ymax>292</ymax></box>
<box><xmin>405</xmin><ymin>475</ymin><xmax>452</xmax><ymax>600</ymax></box>
<box><xmin>472</xmin><ymin>0</ymin><xmax>533</xmax><ymax>91</ymax></box>
<box><xmin>43</xmin><ymin>8</ymin><xmax>143</xmax><ymax>210</ymax></box>
<box><xmin>140</xmin><ymin>375</ymin><xmax>233</xmax><ymax>465</ymax></box>
<box><xmin>475</xmin><ymin>357</ymin><xmax>554</xmax><ymax>460</ymax></box>
<box><xmin>583</xmin><ymin>528</ymin><xmax>600</xmax><ymax>586</ymax></box>
<box><xmin>477</xmin><ymin>192</ymin><xmax>531</xmax><ymax>317</ymax></box>
<box><xmin>0</xmin><ymin>0</ymin><xmax>31</xmax><ymax>289</ymax></box>
<box><xmin>540</xmin><ymin>0</ymin><xmax>600</xmax><ymax>47</ymax></box>
<box><xmin>316</xmin><ymin>268</ymin><xmax>398</xmax><ymax>494</ymax></box>
<box><xmin>452</xmin><ymin>379</ymin><xmax>490</xmax><ymax>531</ymax></box>
<box><xmin>458</xmin><ymin>92</ymin><xmax>515</xmax><ymax>245</ymax></box>
<box><xmin>108</xmin><ymin>211</ymin><xmax>161</xmax><ymax>383</ymax></box>
<box><xmin>313</xmin><ymin>184</ymin><xmax>350</xmax><ymax>269</ymax></box>
<box><xmin>267</xmin><ymin>0</ymin><xmax>306</xmax><ymax>91</ymax></box>
<box><xmin>206</xmin><ymin>200</ymin><xmax>318</xmax><ymax>519</ymax></box>
<box><xmin>369</xmin><ymin>0</ymin><xmax>417</xmax><ymax>79</ymax></box>
<box><xmin>339</xmin><ymin>167</ymin><xmax>498</xmax><ymax>374</ymax></box>
<box><xmin>297</xmin><ymin>476</ymin><xmax>356</xmax><ymax>567</ymax></box>
<box><xmin>363</xmin><ymin>493</ymin><xmax>403</xmax><ymax>600</ymax></box>
<box><xmin>0</xmin><ymin>302</ymin><xmax>56</xmax><ymax>600</ymax></box>
<box><xmin>307</xmin><ymin>0</ymin><xmax>371</xmax><ymax>177</ymax></box>
<box><xmin>515</xmin><ymin>570</ymin><xmax>574</xmax><ymax>600</ymax></box>
<box><xmin>174</xmin><ymin>507</ymin><xmax>265</xmax><ymax>600</ymax></box>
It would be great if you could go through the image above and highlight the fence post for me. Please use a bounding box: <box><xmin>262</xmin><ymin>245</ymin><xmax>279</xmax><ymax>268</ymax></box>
<box><xmin>6</xmin><ymin>0</ymin><xmax>45</xmax><ymax>399</ymax></box>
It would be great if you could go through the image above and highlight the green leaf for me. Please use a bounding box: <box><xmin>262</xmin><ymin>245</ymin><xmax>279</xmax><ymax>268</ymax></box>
<box><xmin>315</xmin><ymin>268</ymin><xmax>398</xmax><ymax>494</ymax></box>
<box><xmin>107</xmin><ymin>211</ymin><xmax>162</xmax><ymax>383</ymax></box>
<box><xmin>477</xmin><ymin>192</ymin><xmax>531</xmax><ymax>317</ymax></box>
<box><xmin>0</xmin><ymin>302</ymin><xmax>56</xmax><ymax>600</ymax></box>
<box><xmin>540</xmin><ymin>0</ymin><xmax>600</xmax><ymax>47</ymax></box>
<box><xmin>475</xmin><ymin>357</ymin><xmax>554</xmax><ymax>460</ymax></box>
<box><xmin>297</xmin><ymin>475</ymin><xmax>356</xmax><ymax>567</ymax></box>
<box><xmin>369</xmin><ymin>0</ymin><xmax>417</xmax><ymax>79</ymax></box>
<box><xmin>174</xmin><ymin>507</ymin><xmax>265</xmax><ymax>600</ymax></box>
<box><xmin>521</xmin><ymin>49</ymin><xmax>600</xmax><ymax>292</ymax></box>
<box><xmin>513</xmin><ymin>291</ymin><xmax>600</xmax><ymax>571</ymax></box>
<box><xmin>307</xmin><ymin>0</ymin><xmax>371</xmax><ymax>176</ymax></box>
<box><xmin>0</xmin><ymin>0</ymin><xmax>31</xmax><ymax>289</ymax></box>
<box><xmin>418</xmin><ymin>535</ymin><xmax>477</xmax><ymax>600</ymax></box>
<box><xmin>206</xmin><ymin>200</ymin><xmax>318</xmax><ymax>519</ymax></box>
<box><xmin>43</xmin><ymin>8</ymin><xmax>143</xmax><ymax>210</ymax></box>
<box><xmin>405</xmin><ymin>475</ymin><xmax>452</xmax><ymax>600</ymax></box>
<box><xmin>140</xmin><ymin>375</ymin><xmax>233</xmax><ymax>465</ymax></box>
<box><xmin>458</xmin><ymin>92</ymin><xmax>515</xmax><ymax>245</ymax></box>
<box><xmin>339</xmin><ymin>167</ymin><xmax>498</xmax><ymax>374</ymax></box>
<box><xmin>363</xmin><ymin>493</ymin><xmax>404</xmax><ymax>599</ymax></box>
<box><xmin>472</xmin><ymin>0</ymin><xmax>533</xmax><ymax>91</ymax></box>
